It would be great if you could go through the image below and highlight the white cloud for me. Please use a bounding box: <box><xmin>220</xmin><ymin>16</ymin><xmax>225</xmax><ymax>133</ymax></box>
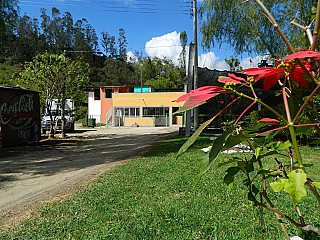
<box><xmin>127</xmin><ymin>51</ymin><xmax>138</xmax><ymax>63</ymax></box>
<box><xmin>240</xmin><ymin>55</ymin><xmax>268</xmax><ymax>69</ymax></box>
<box><xmin>144</xmin><ymin>31</ymin><xmax>267</xmax><ymax>71</ymax></box>
<box><xmin>145</xmin><ymin>31</ymin><xmax>182</xmax><ymax>65</ymax></box>
<box><xmin>198</xmin><ymin>52</ymin><xmax>229</xmax><ymax>70</ymax></box>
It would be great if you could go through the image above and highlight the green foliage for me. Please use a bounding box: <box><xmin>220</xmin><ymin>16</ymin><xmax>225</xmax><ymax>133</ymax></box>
<box><xmin>178</xmin><ymin>2</ymin><xmax>320</xmax><ymax>237</ymax></box>
<box><xmin>17</xmin><ymin>52</ymin><xmax>90</xmax><ymax>137</ymax></box>
<box><xmin>137</xmin><ymin>57</ymin><xmax>186</xmax><ymax>89</ymax></box>
<box><xmin>18</xmin><ymin>52</ymin><xmax>90</xmax><ymax>106</ymax></box>
<box><xmin>271</xmin><ymin>169</ymin><xmax>307</xmax><ymax>207</ymax></box>
<box><xmin>1</xmin><ymin>138</ymin><xmax>319</xmax><ymax>239</ymax></box>
<box><xmin>199</xmin><ymin>0</ymin><xmax>313</xmax><ymax>56</ymax></box>
<box><xmin>0</xmin><ymin>63</ymin><xmax>21</xmax><ymax>86</ymax></box>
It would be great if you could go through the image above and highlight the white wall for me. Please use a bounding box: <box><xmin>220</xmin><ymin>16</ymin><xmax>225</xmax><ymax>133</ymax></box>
<box><xmin>88</xmin><ymin>92</ymin><xmax>101</xmax><ymax>123</ymax></box>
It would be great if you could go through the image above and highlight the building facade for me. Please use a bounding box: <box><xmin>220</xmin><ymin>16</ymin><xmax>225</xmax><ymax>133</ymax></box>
<box><xmin>88</xmin><ymin>86</ymin><xmax>185</xmax><ymax>127</ymax></box>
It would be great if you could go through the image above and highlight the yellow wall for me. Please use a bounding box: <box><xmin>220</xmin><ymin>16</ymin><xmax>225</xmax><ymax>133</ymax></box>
<box><xmin>112</xmin><ymin>92</ymin><xmax>185</xmax><ymax>127</ymax></box>
<box><xmin>112</xmin><ymin>92</ymin><xmax>184</xmax><ymax>107</ymax></box>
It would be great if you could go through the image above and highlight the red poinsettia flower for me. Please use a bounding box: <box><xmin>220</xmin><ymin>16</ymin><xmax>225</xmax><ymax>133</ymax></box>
<box><xmin>218</xmin><ymin>73</ymin><xmax>247</xmax><ymax>84</ymax></box>
<box><xmin>242</xmin><ymin>67</ymin><xmax>285</xmax><ymax>90</ymax></box>
<box><xmin>289</xmin><ymin>62</ymin><xmax>311</xmax><ymax>88</ymax></box>
<box><xmin>176</xmin><ymin>86</ymin><xmax>231</xmax><ymax>110</ymax></box>
<box><xmin>285</xmin><ymin>50</ymin><xmax>320</xmax><ymax>60</ymax></box>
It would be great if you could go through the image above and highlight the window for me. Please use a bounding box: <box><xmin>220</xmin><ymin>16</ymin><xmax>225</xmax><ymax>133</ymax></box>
<box><xmin>94</xmin><ymin>89</ymin><xmax>100</xmax><ymax>100</ymax></box>
<box><xmin>105</xmin><ymin>89</ymin><xmax>113</xmax><ymax>98</ymax></box>
<box><xmin>142</xmin><ymin>107</ymin><xmax>169</xmax><ymax>117</ymax></box>
<box><xmin>114</xmin><ymin>107</ymin><xmax>140</xmax><ymax>117</ymax></box>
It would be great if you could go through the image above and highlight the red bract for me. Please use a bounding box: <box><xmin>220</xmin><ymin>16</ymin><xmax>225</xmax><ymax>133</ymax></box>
<box><xmin>289</xmin><ymin>65</ymin><xmax>310</xmax><ymax>88</ymax></box>
<box><xmin>176</xmin><ymin>86</ymin><xmax>231</xmax><ymax>110</ymax></box>
<box><xmin>243</xmin><ymin>68</ymin><xmax>285</xmax><ymax>90</ymax></box>
<box><xmin>259</xmin><ymin>118</ymin><xmax>280</xmax><ymax>125</ymax></box>
<box><xmin>218</xmin><ymin>73</ymin><xmax>246</xmax><ymax>84</ymax></box>
<box><xmin>285</xmin><ymin>50</ymin><xmax>320</xmax><ymax>60</ymax></box>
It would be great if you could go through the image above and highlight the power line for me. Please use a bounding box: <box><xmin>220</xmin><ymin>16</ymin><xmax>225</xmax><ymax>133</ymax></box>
<box><xmin>19</xmin><ymin>0</ymin><xmax>190</xmax><ymax>11</ymax></box>
<box><xmin>20</xmin><ymin>3</ymin><xmax>189</xmax><ymax>15</ymax></box>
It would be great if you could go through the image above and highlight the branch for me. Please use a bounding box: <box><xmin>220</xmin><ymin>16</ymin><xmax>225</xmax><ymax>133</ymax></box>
<box><xmin>292</xmin><ymin>83</ymin><xmax>320</xmax><ymax>123</ymax></box>
<box><xmin>306</xmin><ymin>179</ymin><xmax>320</xmax><ymax>206</ymax></box>
<box><xmin>311</xmin><ymin>0</ymin><xmax>320</xmax><ymax>50</ymax></box>
<box><xmin>253</xmin><ymin>0</ymin><xmax>295</xmax><ymax>54</ymax></box>
<box><xmin>254</xmin><ymin>199</ymin><xmax>320</xmax><ymax>236</ymax></box>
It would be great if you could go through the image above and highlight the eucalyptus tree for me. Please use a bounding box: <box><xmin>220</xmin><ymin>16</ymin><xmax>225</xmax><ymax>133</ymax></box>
<box><xmin>15</xmin><ymin>15</ymin><xmax>42</xmax><ymax>61</ymax></box>
<box><xmin>0</xmin><ymin>0</ymin><xmax>19</xmax><ymax>55</ymax></box>
<box><xmin>179</xmin><ymin>31</ymin><xmax>188</xmax><ymax>71</ymax></box>
<box><xmin>101</xmin><ymin>31</ymin><xmax>117</xmax><ymax>57</ymax></box>
<box><xmin>18</xmin><ymin>52</ymin><xmax>90</xmax><ymax>138</ymax></box>
<box><xmin>62</xmin><ymin>11</ymin><xmax>74</xmax><ymax>50</ymax></box>
<box><xmin>199</xmin><ymin>0</ymin><xmax>314</xmax><ymax>57</ymax></box>
<box><xmin>118</xmin><ymin>28</ymin><xmax>127</xmax><ymax>60</ymax></box>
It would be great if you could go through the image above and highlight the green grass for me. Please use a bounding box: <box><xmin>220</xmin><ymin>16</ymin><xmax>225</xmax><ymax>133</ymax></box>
<box><xmin>0</xmin><ymin>137</ymin><xmax>319</xmax><ymax>240</ymax></box>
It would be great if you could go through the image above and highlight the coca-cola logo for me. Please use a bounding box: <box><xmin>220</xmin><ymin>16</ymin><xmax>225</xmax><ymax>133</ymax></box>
<box><xmin>0</xmin><ymin>93</ymin><xmax>34</xmax><ymax>125</ymax></box>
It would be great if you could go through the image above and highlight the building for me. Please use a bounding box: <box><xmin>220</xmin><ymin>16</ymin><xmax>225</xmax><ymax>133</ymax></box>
<box><xmin>88</xmin><ymin>86</ymin><xmax>185</xmax><ymax>127</ymax></box>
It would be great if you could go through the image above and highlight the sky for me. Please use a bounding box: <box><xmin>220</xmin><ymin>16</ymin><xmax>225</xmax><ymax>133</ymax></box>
<box><xmin>18</xmin><ymin>0</ymin><xmax>263</xmax><ymax>70</ymax></box>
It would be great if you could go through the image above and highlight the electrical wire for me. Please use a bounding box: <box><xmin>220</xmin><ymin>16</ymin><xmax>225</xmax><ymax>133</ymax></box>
<box><xmin>20</xmin><ymin>0</ymin><xmax>191</xmax><ymax>15</ymax></box>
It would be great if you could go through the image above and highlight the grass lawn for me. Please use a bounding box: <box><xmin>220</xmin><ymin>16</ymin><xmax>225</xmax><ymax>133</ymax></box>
<box><xmin>0</xmin><ymin>137</ymin><xmax>319</xmax><ymax>240</ymax></box>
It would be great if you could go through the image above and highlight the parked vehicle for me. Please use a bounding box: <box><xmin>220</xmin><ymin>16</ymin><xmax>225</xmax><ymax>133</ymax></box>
<box><xmin>41</xmin><ymin>99</ymin><xmax>75</xmax><ymax>134</ymax></box>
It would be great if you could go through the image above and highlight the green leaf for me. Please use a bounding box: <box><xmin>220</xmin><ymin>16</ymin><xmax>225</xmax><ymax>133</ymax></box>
<box><xmin>217</xmin><ymin>158</ymin><xmax>240</xmax><ymax>168</ymax></box>
<box><xmin>270</xmin><ymin>179</ymin><xmax>288</xmax><ymax>192</ymax></box>
<box><xmin>272</xmin><ymin>140</ymin><xmax>292</xmax><ymax>151</ymax></box>
<box><xmin>284</xmin><ymin>169</ymin><xmax>307</xmax><ymax>206</ymax></box>
<box><xmin>199</xmin><ymin>156</ymin><xmax>210</xmax><ymax>174</ymax></box>
<box><xmin>252</xmin><ymin>184</ymin><xmax>260</xmax><ymax>195</ymax></box>
<box><xmin>203</xmin><ymin>128</ymin><xmax>233</xmax><ymax>174</ymax></box>
<box><xmin>257</xmin><ymin>169</ymin><xmax>271</xmax><ymax>175</ymax></box>
<box><xmin>223</xmin><ymin>167</ymin><xmax>240</xmax><ymax>185</ymax></box>
<box><xmin>248</xmin><ymin>192</ymin><xmax>256</xmax><ymax>202</ymax></box>
<box><xmin>222</xmin><ymin>133</ymin><xmax>253</xmax><ymax>150</ymax></box>
<box><xmin>313</xmin><ymin>182</ymin><xmax>320</xmax><ymax>189</ymax></box>
<box><xmin>246</xmin><ymin>162</ymin><xmax>254</xmax><ymax>173</ymax></box>
<box><xmin>309</xmin><ymin>139</ymin><xmax>320</xmax><ymax>145</ymax></box>
<box><xmin>255</xmin><ymin>147</ymin><xmax>261</xmax><ymax>159</ymax></box>
<box><xmin>176</xmin><ymin>117</ymin><xmax>215</xmax><ymax>158</ymax></box>
<box><xmin>209</xmin><ymin>128</ymin><xmax>233</xmax><ymax>160</ymax></box>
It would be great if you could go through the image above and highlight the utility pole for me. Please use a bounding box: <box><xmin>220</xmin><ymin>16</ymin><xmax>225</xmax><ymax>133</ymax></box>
<box><xmin>185</xmin><ymin>43</ymin><xmax>195</xmax><ymax>137</ymax></box>
<box><xmin>193</xmin><ymin>0</ymin><xmax>199</xmax><ymax>130</ymax></box>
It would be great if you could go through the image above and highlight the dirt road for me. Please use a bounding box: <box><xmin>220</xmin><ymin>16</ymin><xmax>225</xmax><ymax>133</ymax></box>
<box><xmin>0</xmin><ymin>126</ymin><xmax>179</xmax><ymax>229</ymax></box>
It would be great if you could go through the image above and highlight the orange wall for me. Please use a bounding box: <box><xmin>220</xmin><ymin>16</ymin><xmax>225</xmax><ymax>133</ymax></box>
<box><xmin>100</xmin><ymin>86</ymin><xmax>130</xmax><ymax>123</ymax></box>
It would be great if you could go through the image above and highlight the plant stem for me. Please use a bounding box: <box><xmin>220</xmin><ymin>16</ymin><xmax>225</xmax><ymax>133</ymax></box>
<box><xmin>261</xmin><ymin>188</ymin><xmax>290</xmax><ymax>240</ymax></box>
<box><xmin>282</xmin><ymin>88</ymin><xmax>304</xmax><ymax>168</ymax></box>
<box><xmin>292</xmin><ymin>83</ymin><xmax>320</xmax><ymax>123</ymax></box>
<box><xmin>253</xmin><ymin>0</ymin><xmax>295</xmax><ymax>54</ymax></box>
<box><xmin>235</xmin><ymin>91</ymin><xmax>288</xmax><ymax>124</ymax></box>
<box><xmin>255</xmin><ymin>199</ymin><xmax>320</xmax><ymax>236</ymax></box>
<box><xmin>306</xmin><ymin>179</ymin><xmax>320</xmax><ymax>206</ymax></box>
<box><xmin>311</xmin><ymin>0</ymin><xmax>320</xmax><ymax>50</ymax></box>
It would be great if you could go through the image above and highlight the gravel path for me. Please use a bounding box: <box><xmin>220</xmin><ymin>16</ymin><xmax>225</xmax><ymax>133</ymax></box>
<box><xmin>0</xmin><ymin>126</ymin><xmax>179</xmax><ymax>229</ymax></box>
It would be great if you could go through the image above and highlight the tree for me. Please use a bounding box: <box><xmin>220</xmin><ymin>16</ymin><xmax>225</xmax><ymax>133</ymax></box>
<box><xmin>179</xmin><ymin>31</ymin><xmax>188</xmax><ymax>71</ymax></box>
<box><xmin>0</xmin><ymin>0</ymin><xmax>19</xmax><ymax>55</ymax></box>
<box><xmin>139</xmin><ymin>57</ymin><xmax>186</xmax><ymax>89</ymax></box>
<box><xmin>118</xmin><ymin>28</ymin><xmax>127</xmax><ymax>60</ymax></box>
<box><xmin>199</xmin><ymin>0</ymin><xmax>313</xmax><ymax>57</ymax></box>
<box><xmin>18</xmin><ymin>52</ymin><xmax>90</xmax><ymax>138</ymax></box>
<box><xmin>15</xmin><ymin>15</ymin><xmax>42</xmax><ymax>61</ymax></box>
<box><xmin>225</xmin><ymin>56</ymin><xmax>241</xmax><ymax>71</ymax></box>
<box><xmin>101</xmin><ymin>31</ymin><xmax>117</xmax><ymax>57</ymax></box>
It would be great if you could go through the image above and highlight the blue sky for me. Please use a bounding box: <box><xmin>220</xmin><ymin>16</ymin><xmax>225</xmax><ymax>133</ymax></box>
<box><xmin>19</xmin><ymin>0</ymin><xmax>262</xmax><ymax>70</ymax></box>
